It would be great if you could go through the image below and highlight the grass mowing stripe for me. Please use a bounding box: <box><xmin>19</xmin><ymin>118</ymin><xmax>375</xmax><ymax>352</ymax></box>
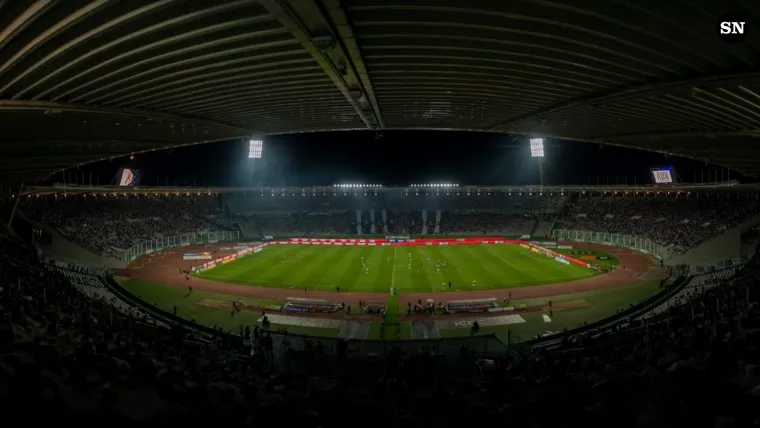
<box><xmin>337</xmin><ymin>246</ymin><xmax>373</xmax><ymax>291</ymax></box>
<box><xmin>320</xmin><ymin>246</ymin><xmax>363</xmax><ymax>291</ymax></box>
<box><xmin>202</xmin><ymin>245</ymin><xmax>305</xmax><ymax>282</ymax></box>
<box><xmin>413</xmin><ymin>247</ymin><xmax>439</xmax><ymax>292</ymax></box>
<box><xmin>300</xmin><ymin>247</ymin><xmax>351</xmax><ymax>290</ymax></box>
<box><xmin>373</xmin><ymin>247</ymin><xmax>395</xmax><ymax>292</ymax></box>
<box><xmin>250</xmin><ymin>245</ymin><xmax>305</xmax><ymax>274</ymax></box>
<box><xmin>476</xmin><ymin>246</ymin><xmax>537</xmax><ymax>286</ymax></box>
<box><xmin>428</xmin><ymin>247</ymin><xmax>466</xmax><ymax>290</ymax></box>
<box><xmin>508</xmin><ymin>246</ymin><xmax>591</xmax><ymax>280</ymax></box>
<box><xmin>414</xmin><ymin>247</ymin><xmax>438</xmax><ymax>293</ymax></box>
<box><xmin>393</xmin><ymin>248</ymin><xmax>416</xmax><ymax>290</ymax></box>
<box><xmin>365</xmin><ymin>246</ymin><xmax>387</xmax><ymax>291</ymax></box>
<box><xmin>288</xmin><ymin>246</ymin><xmax>343</xmax><ymax>287</ymax></box>
<box><xmin>391</xmin><ymin>247</ymin><xmax>397</xmax><ymax>288</ymax></box>
<box><xmin>451</xmin><ymin>245</ymin><xmax>504</xmax><ymax>287</ymax></box>
<box><xmin>264</xmin><ymin>245</ymin><xmax>330</xmax><ymax>281</ymax></box>
<box><xmin>483</xmin><ymin>245</ymin><xmax>522</xmax><ymax>270</ymax></box>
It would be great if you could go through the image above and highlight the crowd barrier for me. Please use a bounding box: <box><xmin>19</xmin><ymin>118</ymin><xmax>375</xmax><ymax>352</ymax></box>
<box><xmin>122</xmin><ymin>230</ymin><xmax>241</xmax><ymax>263</ymax></box>
<box><xmin>693</xmin><ymin>253</ymin><xmax>753</xmax><ymax>274</ymax></box>
<box><xmin>553</xmin><ymin>229</ymin><xmax>669</xmax><ymax>260</ymax></box>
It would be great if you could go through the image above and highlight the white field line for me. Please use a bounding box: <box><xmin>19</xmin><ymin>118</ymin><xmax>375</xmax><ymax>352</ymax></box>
<box><xmin>487</xmin><ymin>248</ymin><xmax>521</xmax><ymax>270</ymax></box>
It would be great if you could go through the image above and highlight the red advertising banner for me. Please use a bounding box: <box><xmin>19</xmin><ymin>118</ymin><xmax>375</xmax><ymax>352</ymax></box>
<box><xmin>286</xmin><ymin>237</ymin><xmax>519</xmax><ymax>246</ymax></box>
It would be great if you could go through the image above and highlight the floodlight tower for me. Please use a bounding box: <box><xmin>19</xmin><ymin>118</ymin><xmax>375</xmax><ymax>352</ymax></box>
<box><xmin>247</xmin><ymin>137</ymin><xmax>264</xmax><ymax>187</ymax></box>
<box><xmin>530</xmin><ymin>138</ymin><xmax>545</xmax><ymax>186</ymax></box>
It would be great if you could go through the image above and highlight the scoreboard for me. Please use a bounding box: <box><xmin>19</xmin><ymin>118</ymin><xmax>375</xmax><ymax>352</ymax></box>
<box><xmin>650</xmin><ymin>166</ymin><xmax>675</xmax><ymax>184</ymax></box>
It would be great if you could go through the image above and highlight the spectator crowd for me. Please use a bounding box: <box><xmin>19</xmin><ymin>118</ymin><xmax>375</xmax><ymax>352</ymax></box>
<box><xmin>567</xmin><ymin>194</ymin><xmax>760</xmax><ymax>254</ymax></box>
<box><xmin>2</xmin><ymin>221</ymin><xmax>760</xmax><ymax>427</ymax></box>
<box><xmin>23</xmin><ymin>195</ymin><xmax>233</xmax><ymax>258</ymax></box>
<box><xmin>3</xmin><ymin>189</ymin><xmax>760</xmax><ymax>426</ymax></box>
<box><xmin>227</xmin><ymin>193</ymin><xmax>570</xmax><ymax>237</ymax></box>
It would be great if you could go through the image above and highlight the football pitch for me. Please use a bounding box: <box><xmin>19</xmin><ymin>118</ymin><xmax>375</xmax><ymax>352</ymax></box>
<box><xmin>196</xmin><ymin>244</ymin><xmax>599</xmax><ymax>293</ymax></box>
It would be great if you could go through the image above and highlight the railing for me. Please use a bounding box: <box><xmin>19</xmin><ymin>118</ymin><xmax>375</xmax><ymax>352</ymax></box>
<box><xmin>692</xmin><ymin>252</ymin><xmax>753</xmax><ymax>274</ymax></box>
<box><xmin>267</xmin><ymin>331</ymin><xmax>513</xmax><ymax>378</ymax></box>
<box><xmin>523</xmin><ymin>276</ymin><xmax>686</xmax><ymax>352</ymax></box>
<box><xmin>121</xmin><ymin>230</ymin><xmax>240</xmax><ymax>263</ymax></box>
<box><xmin>553</xmin><ymin>229</ymin><xmax>670</xmax><ymax>260</ymax></box>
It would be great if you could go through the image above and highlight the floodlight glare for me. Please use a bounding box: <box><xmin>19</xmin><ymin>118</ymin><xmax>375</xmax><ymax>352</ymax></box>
<box><xmin>529</xmin><ymin>138</ymin><xmax>544</xmax><ymax>158</ymax></box>
<box><xmin>248</xmin><ymin>139</ymin><xmax>263</xmax><ymax>158</ymax></box>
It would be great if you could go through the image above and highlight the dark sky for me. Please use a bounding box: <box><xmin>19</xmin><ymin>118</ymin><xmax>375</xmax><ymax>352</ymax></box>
<box><xmin>64</xmin><ymin>131</ymin><xmax>739</xmax><ymax>187</ymax></box>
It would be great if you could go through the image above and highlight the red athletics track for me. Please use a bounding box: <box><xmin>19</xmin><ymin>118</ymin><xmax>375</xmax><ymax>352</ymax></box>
<box><xmin>115</xmin><ymin>241</ymin><xmax>661</xmax><ymax>307</ymax></box>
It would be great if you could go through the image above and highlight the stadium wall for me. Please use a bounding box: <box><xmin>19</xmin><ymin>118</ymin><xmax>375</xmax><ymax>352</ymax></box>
<box><xmin>18</xmin><ymin>212</ymin><xmax>125</xmax><ymax>268</ymax></box>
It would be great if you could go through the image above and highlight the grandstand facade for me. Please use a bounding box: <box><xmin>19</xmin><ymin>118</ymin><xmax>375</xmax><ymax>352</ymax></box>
<box><xmin>13</xmin><ymin>183</ymin><xmax>759</xmax><ymax>270</ymax></box>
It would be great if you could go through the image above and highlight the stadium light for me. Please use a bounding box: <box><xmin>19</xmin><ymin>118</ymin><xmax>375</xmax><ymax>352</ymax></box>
<box><xmin>248</xmin><ymin>139</ymin><xmax>263</xmax><ymax>158</ymax></box>
<box><xmin>409</xmin><ymin>183</ymin><xmax>458</xmax><ymax>187</ymax></box>
<box><xmin>335</xmin><ymin>183</ymin><xmax>382</xmax><ymax>188</ymax></box>
<box><xmin>529</xmin><ymin>138</ymin><xmax>544</xmax><ymax>158</ymax></box>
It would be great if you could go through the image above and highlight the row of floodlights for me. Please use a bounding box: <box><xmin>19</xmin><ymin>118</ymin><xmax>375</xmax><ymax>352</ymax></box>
<box><xmin>410</xmin><ymin>184</ymin><xmax>459</xmax><ymax>187</ymax></box>
<box><xmin>334</xmin><ymin>184</ymin><xmax>383</xmax><ymax>188</ymax></box>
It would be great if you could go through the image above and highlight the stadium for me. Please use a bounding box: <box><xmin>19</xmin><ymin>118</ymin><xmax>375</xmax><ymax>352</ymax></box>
<box><xmin>89</xmin><ymin>188</ymin><xmax>665</xmax><ymax>344</ymax></box>
<box><xmin>2</xmin><ymin>2</ymin><xmax>760</xmax><ymax>426</ymax></box>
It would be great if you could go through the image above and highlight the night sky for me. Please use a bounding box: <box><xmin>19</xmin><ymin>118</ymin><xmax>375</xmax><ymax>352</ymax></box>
<box><xmin>65</xmin><ymin>131</ymin><xmax>739</xmax><ymax>188</ymax></box>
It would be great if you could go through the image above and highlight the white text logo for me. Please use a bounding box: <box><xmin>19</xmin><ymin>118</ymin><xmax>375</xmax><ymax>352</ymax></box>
<box><xmin>720</xmin><ymin>21</ymin><xmax>745</xmax><ymax>34</ymax></box>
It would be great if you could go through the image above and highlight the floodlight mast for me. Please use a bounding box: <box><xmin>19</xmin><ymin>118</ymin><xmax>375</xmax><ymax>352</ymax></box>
<box><xmin>539</xmin><ymin>159</ymin><xmax>545</xmax><ymax>187</ymax></box>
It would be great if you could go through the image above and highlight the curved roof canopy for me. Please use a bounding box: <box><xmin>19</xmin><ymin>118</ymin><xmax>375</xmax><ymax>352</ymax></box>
<box><xmin>2</xmin><ymin>0</ymin><xmax>760</xmax><ymax>182</ymax></box>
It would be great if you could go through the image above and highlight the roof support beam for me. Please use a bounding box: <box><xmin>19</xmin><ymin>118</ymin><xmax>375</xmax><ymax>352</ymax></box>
<box><xmin>596</xmin><ymin>129</ymin><xmax>760</xmax><ymax>140</ymax></box>
<box><xmin>316</xmin><ymin>0</ymin><xmax>384</xmax><ymax>128</ymax></box>
<box><xmin>490</xmin><ymin>71</ymin><xmax>760</xmax><ymax>131</ymax></box>
<box><xmin>258</xmin><ymin>0</ymin><xmax>378</xmax><ymax>129</ymax></box>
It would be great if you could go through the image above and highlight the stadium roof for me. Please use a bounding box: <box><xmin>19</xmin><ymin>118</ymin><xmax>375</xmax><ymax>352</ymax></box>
<box><xmin>2</xmin><ymin>1</ymin><xmax>760</xmax><ymax>182</ymax></box>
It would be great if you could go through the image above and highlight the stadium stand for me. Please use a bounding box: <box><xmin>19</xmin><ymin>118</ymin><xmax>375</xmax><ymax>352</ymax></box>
<box><xmin>639</xmin><ymin>267</ymin><xmax>740</xmax><ymax>319</ymax></box>
<box><xmin>3</xmin><ymin>217</ymin><xmax>760</xmax><ymax>426</ymax></box>
<box><xmin>225</xmin><ymin>192</ymin><xmax>568</xmax><ymax>238</ymax></box>
<box><xmin>22</xmin><ymin>195</ymin><xmax>233</xmax><ymax>258</ymax></box>
<box><xmin>6</xmin><ymin>0</ymin><xmax>760</xmax><ymax>423</ymax></box>
<box><xmin>566</xmin><ymin>194</ymin><xmax>759</xmax><ymax>254</ymax></box>
<box><xmin>19</xmin><ymin>191</ymin><xmax>757</xmax><ymax>261</ymax></box>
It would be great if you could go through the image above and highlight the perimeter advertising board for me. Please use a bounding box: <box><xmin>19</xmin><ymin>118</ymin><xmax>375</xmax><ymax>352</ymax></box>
<box><xmin>183</xmin><ymin>252</ymin><xmax>212</xmax><ymax>260</ymax></box>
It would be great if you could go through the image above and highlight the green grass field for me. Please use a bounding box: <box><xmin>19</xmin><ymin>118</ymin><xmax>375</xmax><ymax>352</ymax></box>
<box><xmin>117</xmin><ymin>243</ymin><xmax>644</xmax><ymax>343</ymax></box>
<box><xmin>196</xmin><ymin>244</ymin><xmax>599</xmax><ymax>293</ymax></box>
